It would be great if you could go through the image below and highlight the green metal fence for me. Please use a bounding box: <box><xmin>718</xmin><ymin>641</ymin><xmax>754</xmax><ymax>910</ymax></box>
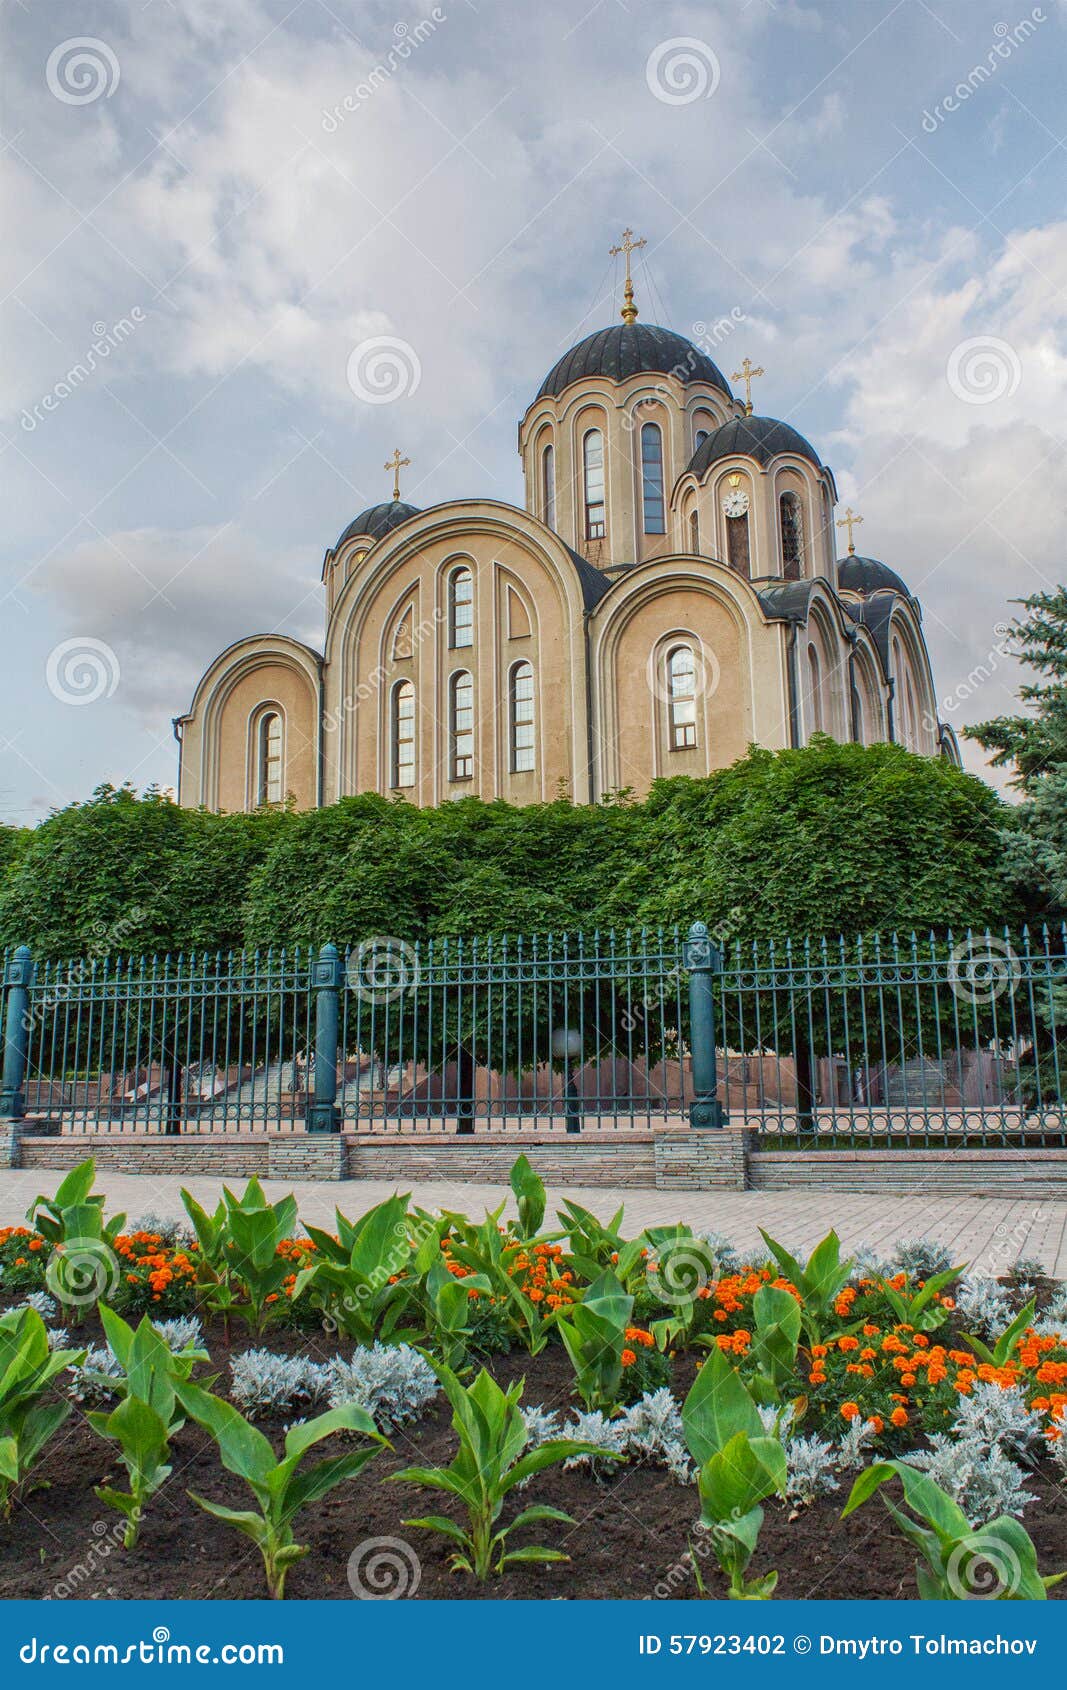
<box><xmin>2</xmin><ymin>924</ymin><xmax>1065</xmax><ymax>1144</ymax></box>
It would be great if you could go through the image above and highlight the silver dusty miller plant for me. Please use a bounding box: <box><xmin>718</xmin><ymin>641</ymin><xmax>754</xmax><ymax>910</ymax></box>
<box><xmin>906</xmin><ymin>1438</ymin><xmax>1036</xmax><ymax>1524</ymax></box>
<box><xmin>955</xmin><ymin>1275</ymin><xmax>1012</xmax><ymax>1340</ymax></box>
<box><xmin>326</xmin><ymin>1342</ymin><xmax>438</xmax><ymax>1431</ymax></box>
<box><xmin>229</xmin><ymin>1350</ymin><xmax>331</xmax><ymax>1416</ymax></box>
<box><xmin>522</xmin><ymin>1390</ymin><xmax>691</xmax><ymax>1484</ymax></box>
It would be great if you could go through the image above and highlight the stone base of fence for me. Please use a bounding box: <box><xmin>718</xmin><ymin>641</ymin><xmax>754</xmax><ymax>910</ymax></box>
<box><xmin>9</xmin><ymin>1130</ymin><xmax>1067</xmax><ymax>1197</ymax></box>
<box><xmin>749</xmin><ymin>1147</ymin><xmax>1067</xmax><ymax>1197</ymax></box>
<box><xmin>655</xmin><ymin>1128</ymin><xmax>756</xmax><ymax>1190</ymax></box>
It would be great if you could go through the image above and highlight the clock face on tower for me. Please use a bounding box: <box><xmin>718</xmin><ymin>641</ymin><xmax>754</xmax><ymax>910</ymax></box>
<box><xmin>721</xmin><ymin>489</ymin><xmax>749</xmax><ymax>519</ymax></box>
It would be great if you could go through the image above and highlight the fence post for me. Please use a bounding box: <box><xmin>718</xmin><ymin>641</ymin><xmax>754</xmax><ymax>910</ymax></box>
<box><xmin>0</xmin><ymin>945</ymin><xmax>33</xmax><ymax>1122</ymax></box>
<box><xmin>307</xmin><ymin>943</ymin><xmax>341</xmax><ymax>1134</ymax></box>
<box><xmin>685</xmin><ymin>922</ymin><xmax>725</xmax><ymax>1130</ymax></box>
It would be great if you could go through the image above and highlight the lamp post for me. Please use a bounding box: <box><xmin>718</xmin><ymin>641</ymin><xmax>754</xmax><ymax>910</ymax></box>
<box><xmin>551</xmin><ymin>1026</ymin><xmax>582</xmax><ymax>1134</ymax></box>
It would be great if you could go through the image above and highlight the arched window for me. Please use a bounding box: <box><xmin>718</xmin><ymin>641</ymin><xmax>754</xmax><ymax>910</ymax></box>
<box><xmin>257</xmin><ymin>712</ymin><xmax>283</xmax><ymax>805</ymax></box>
<box><xmin>541</xmin><ymin>443</ymin><xmax>555</xmax><ymax>529</ymax></box>
<box><xmin>689</xmin><ymin>510</ymin><xmax>700</xmax><ymax>554</ymax></box>
<box><xmin>390</xmin><ymin>680</ymin><xmax>416</xmax><ymax>789</ymax></box>
<box><xmin>695</xmin><ymin>429</ymin><xmax>709</xmax><ymax>451</ymax></box>
<box><xmin>640</xmin><ymin>422</ymin><xmax>665</xmax><ymax>534</ymax></box>
<box><xmin>449</xmin><ymin>670</ymin><xmax>474</xmax><ymax>781</ymax></box>
<box><xmin>807</xmin><ymin>646</ymin><xmax>824</xmax><ymax>733</ymax></box>
<box><xmin>583</xmin><ymin>428</ymin><xmax>606</xmax><ymax>540</ymax></box>
<box><xmin>509</xmin><ymin>660</ymin><xmax>535</xmax><ymax>773</ymax></box>
<box><xmin>448</xmin><ymin>566</ymin><xmax>473</xmax><ymax>649</ymax></box>
<box><xmin>779</xmin><ymin>491</ymin><xmax>805</xmax><ymax>580</ymax></box>
<box><xmin>726</xmin><ymin>511</ymin><xmax>751</xmax><ymax>577</ymax></box>
<box><xmin>667</xmin><ymin>645</ymin><xmax>698</xmax><ymax>751</ymax></box>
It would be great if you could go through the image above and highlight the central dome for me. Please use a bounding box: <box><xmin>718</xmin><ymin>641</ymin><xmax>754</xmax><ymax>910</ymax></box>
<box><xmin>536</xmin><ymin>323</ymin><xmax>732</xmax><ymax>402</ymax></box>
<box><xmin>335</xmin><ymin>499</ymin><xmax>420</xmax><ymax>550</ymax></box>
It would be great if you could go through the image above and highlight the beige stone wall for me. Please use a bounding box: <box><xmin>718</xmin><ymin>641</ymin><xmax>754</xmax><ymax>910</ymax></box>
<box><xmin>519</xmin><ymin>374</ymin><xmax>737</xmax><ymax>568</ymax></box>
<box><xmin>177</xmin><ymin>637</ymin><xmax>321</xmax><ymax>811</ymax></box>
<box><xmin>589</xmin><ymin>561</ymin><xmax>793</xmax><ymax>794</ymax></box>
<box><xmin>321</xmin><ymin>502</ymin><xmax>591</xmax><ymax>806</ymax></box>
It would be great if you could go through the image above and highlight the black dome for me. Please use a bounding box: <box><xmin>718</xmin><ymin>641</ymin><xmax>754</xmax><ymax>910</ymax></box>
<box><xmin>536</xmin><ymin>323</ymin><xmax>731</xmax><ymax>402</ymax></box>
<box><xmin>837</xmin><ymin>554</ymin><xmax>911</xmax><ymax>599</ymax></box>
<box><xmin>335</xmin><ymin>500</ymin><xmax>420</xmax><ymax>550</ymax></box>
<box><xmin>686</xmin><ymin>414</ymin><xmax>823</xmax><ymax>476</ymax></box>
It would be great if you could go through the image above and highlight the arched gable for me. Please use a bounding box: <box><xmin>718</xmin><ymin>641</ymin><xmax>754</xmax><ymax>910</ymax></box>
<box><xmin>178</xmin><ymin>634</ymin><xmax>322</xmax><ymax>812</ymax></box>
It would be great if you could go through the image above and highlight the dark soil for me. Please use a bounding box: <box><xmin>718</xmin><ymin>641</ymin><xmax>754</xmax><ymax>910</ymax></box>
<box><xmin>0</xmin><ymin>1309</ymin><xmax>1065</xmax><ymax>1602</ymax></box>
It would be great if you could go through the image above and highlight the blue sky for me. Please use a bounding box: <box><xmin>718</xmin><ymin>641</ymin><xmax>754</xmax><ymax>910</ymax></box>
<box><xmin>3</xmin><ymin>0</ymin><xmax>1066</xmax><ymax>822</ymax></box>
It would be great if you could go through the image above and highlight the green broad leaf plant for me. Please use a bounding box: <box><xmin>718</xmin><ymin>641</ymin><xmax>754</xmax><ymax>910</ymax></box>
<box><xmin>27</xmin><ymin>1159</ymin><xmax>127</xmax><ymax>1326</ymax></box>
<box><xmin>758</xmin><ymin>1228</ymin><xmax>853</xmax><ymax>1345</ymax></box>
<box><xmin>555</xmin><ymin>1269</ymin><xmax>634</xmax><ymax>1412</ymax></box>
<box><xmin>176</xmin><ymin>1379</ymin><xmax>388</xmax><ymax>1599</ymax></box>
<box><xmin>681</xmin><ymin>1347</ymin><xmax>787</xmax><ymax>1600</ymax></box>
<box><xmin>392</xmin><ymin>1357</ymin><xmax>607</xmax><ymax>1579</ymax></box>
<box><xmin>843</xmin><ymin>1460</ymin><xmax>1065</xmax><ymax>1600</ymax></box>
<box><xmin>0</xmin><ymin>1307</ymin><xmax>85</xmax><ymax>1518</ymax></box>
<box><xmin>182</xmin><ymin>1179</ymin><xmax>297</xmax><ymax>1338</ymax></box>
<box><xmin>293</xmin><ymin>1193</ymin><xmax>431</xmax><ymax>1344</ymax></box>
<box><xmin>964</xmin><ymin>1297</ymin><xmax>1038</xmax><ymax>1369</ymax></box>
<box><xmin>86</xmin><ymin>1305</ymin><xmax>210</xmax><ymax>1548</ymax></box>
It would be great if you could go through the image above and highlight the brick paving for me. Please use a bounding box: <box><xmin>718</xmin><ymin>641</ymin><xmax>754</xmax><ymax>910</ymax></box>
<box><xmin>2</xmin><ymin>1167</ymin><xmax>1065</xmax><ymax>1277</ymax></box>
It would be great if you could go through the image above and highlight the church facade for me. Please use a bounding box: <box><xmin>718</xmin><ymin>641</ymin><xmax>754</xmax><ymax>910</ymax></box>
<box><xmin>176</xmin><ymin>248</ymin><xmax>958</xmax><ymax>814</ymax></box>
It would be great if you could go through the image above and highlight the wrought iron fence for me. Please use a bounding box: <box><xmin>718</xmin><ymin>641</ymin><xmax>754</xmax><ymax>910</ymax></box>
<box><xmin>2</xmin><ymin>923</ymin><xmax>1066</xmax><ymax>1145</ymax></box>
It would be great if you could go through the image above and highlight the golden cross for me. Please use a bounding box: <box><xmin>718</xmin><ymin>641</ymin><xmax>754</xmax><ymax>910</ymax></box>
<box><xmin>384</xmin><ymin>447</ymin><xmax>411</xmax><ymax>502</ymax></box>
<box><xmin>609</xmin><ymin>227</ymin><xmax>647</xmax><ymax>326</ymax></box>
<box><xmin>836</xmin><ymin>506</ymin><xmax>864</xmax><ymax>555</ymax></box>
<box><xmin>731</xmin><ymin>356</ymin><xmax>765</xmax><ymax>416</ymax></box>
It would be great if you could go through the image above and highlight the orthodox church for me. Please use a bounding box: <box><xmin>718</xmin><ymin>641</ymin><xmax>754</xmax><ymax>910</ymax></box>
<box><xmin>176</xmin><ymin>233</ymin><xmax>958</xmax><ymax>813</ymax></box>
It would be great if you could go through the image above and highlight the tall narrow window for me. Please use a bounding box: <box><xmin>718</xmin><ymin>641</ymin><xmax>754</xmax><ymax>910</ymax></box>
<box><xmin>695</xmin><ymin>428</ymin><xmax>709</xmax><ymax>451</ymax></box>
<box><xmin>640</xmin><ymin>421</ymin><xmax>665</xmax><ymax>534</ymax></box>
<box><xmin>449</xmin><ymin>670</ymin><xmax>474</xmax><ymax>781</ymax></box>
<box><xmin>448</xmin><ymin>566</ymin><xmax>473</xmax><ymax>648</ymax></box>
<box><xmin>807</xmin><ymin>646</ymin><xmax>824</xmax><ymax>733</ymax></box>
<box><xmin>257</xmin><ymin>712</ymin><xmax>283</xmax><ymax>805</ymax></box>
<box><xmin>583</xmin><ymin>429</ymin><xmax>606</xmax><ymax>540</ymax></box>
<box><xmin>541</xmin><ymin>443</ymin><xmax>555</xmax><ymax>528</ymax></box>
<box><xmin>689</xmin><ymin>510</ymin><xmax>700</xmax><ymax>554</ymax></box>
<box><xmin>780</xmin><ymin>491</ymin><xmax>805</xmax><ymax>580</ymax></box>
<box><xmin>667</xmin><ymin>645</ymin><xmax>698</xmax><ymax>751</ymax></box>
<box><xmin>726</xmin><ymin>512</ymin><xmax>751</xmax><ymax>577</ymax></box>
<box><xmin>390</xmin><ymin>680</ymin><xmax>416</xmax><ymax>789</ymax></box>
<box><xmin>509</xmin><ymin>660</ymin><xmax>535</xmax><ymax>773</ymax></box>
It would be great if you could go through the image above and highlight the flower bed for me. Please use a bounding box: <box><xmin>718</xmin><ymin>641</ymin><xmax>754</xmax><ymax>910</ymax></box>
<box><xmin>0</xmin><ymin>1157</ymin><xmax>1063</xmax><ymax>1602</ymax></box>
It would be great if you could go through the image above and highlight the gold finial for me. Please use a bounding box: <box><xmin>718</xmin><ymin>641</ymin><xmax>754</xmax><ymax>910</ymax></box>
<box><xmin>836</xmin><ymin>506</ymin><xmax>864</xmax><ymax>555</ymax></box>
<box><xmin>384</xmin><ymin>447</ymin><xmax>411</xmax><ymax>502</ymax></box>
<box><xmin>731</xmin><ymin>356</ymin><xmax>765</xmax><ymax>416</ymax></box>
<box><xmin>609</xmin><ymin>227</ymin><xmax>647</xmax><ymax>326</ymax></box>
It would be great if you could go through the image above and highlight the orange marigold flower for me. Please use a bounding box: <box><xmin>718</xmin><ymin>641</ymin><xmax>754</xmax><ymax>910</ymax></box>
<box><xmin>838</xmin><ymin>1336</ymin><xmax>860</xmax><ymax>1353</ymax></box>
<box><xmin>621</xmin><ymin>1348</ymin><xmax>637</xmax><ymax>1368</ymax></box>
<box><xmin>867</xmin><ymin>1415</ymin><xmax>884</xmax><ymax>1434</ymax></box>
<box><xmin>890</xmin><ymin>1407</ymin><xmax>909</xmax><ymax>1428</ymax></box>
<box><xmin>840</xmin><ymin>1402</ymin><xmax>861</xmax><ymax>1421</ymax></box>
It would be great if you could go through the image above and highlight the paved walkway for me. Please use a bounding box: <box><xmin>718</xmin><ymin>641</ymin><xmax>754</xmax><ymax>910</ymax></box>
<box><xmin>3</xmin><ymin>1167</ymin><xmax>1066</xmax><ymax>1277</ymax></box>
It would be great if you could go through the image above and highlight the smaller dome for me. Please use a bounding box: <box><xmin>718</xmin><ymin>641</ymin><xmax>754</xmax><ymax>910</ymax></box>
<box><xmin>335</xmin><ymin>500</ymin><xmax>420</xmax><ymax>550</ymax></box>
<box><xmin>686</xmin><ymin>414</ymin><xmax>823</xmax><ymax>477</ymax></box>
<box><xmin>837</xmin><ymin>554</ymin><xmax>911</xmax><ymax>599</ymax></box>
